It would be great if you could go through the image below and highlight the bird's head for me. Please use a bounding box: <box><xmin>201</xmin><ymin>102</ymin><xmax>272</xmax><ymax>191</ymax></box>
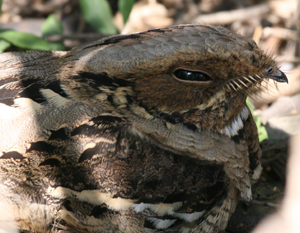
<box><xmin>69</xmin><ymin>24</ymin><xmax>287</xmax><ymax>134</ymax></box>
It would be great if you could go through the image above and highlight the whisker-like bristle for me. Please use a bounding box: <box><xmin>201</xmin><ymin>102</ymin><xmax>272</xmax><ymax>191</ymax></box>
<box><xmin>237</xmin><ymin>79</ymin><xmax>248</xmax><ymax>88</ymax></box>
<box><xmin>246</xmin><ymin>75</ymin><xmax>276</xmax><ymax>95</ymax></box>
<box><xmin>259</xmin><ymin>79</ymin><xmax>278</xmax><ymax>95</ymax></box>
<box><xmin>273</xmin><ymin>79</ymin><xmax>279</xmax><ymax>90</ymax></box>
<box><xmin>225</xmin><ymin>84</ymin><xmax>232</xmax><ymax>91</ymax></box>
<box><xmin>245</xmin><ymin>77</ymin><xmax>277</xmax><ymax>101</ymax></box>
<box><xmin>240</xmin><ymin>75</ymin><xmax>271</xmax><ymax>100</ymax></box>
<box><xmin>247</xmin><ymin>85</ymin><xmax>269</xmax><ymax>102</ymax></box>
<box><xmin>242</xmin><ymin>76</ymin><xmax>254</xmax><ymax>84</ymax></box>
<box><xmin>244</xmin><ymin>82</ymin><xmax>260</xmax><ymax>96</ymax></box>
<box><xmin>246</xmin><ymin>89</ymin><xmax>262</xmax><ymax>104</ymax></box>
<box><xmin>251</xmin><ymin>81</ymin><xmax>270</xmax><ymax>94</ymax></box>
<box><xmin>248</xmin><ymin>75</ymin><xmax>258</xmax><ymax>83</ymax></box>
<box><xmin>227</xmin><ymin>71</ymin><xmax>280</xmax><ymax>99</ymax></box>
<box><xmin>232</xmin><ymin>80</ymin><xmax>243</xmax><ymax>90</ymax></box>
<box><xmin>228</xmin><ymin>82</ymin><xmax>237</xmax><ymax>91</ymax></box>
<box><xmin>255</xmin><ymin>74</ymin><xmax>263</xmax><ymax>80</ymax></box>
<box><xmin>235</xmin><ymin>84</ymin><xmax>260</xmax><ymax>103</ymax></box>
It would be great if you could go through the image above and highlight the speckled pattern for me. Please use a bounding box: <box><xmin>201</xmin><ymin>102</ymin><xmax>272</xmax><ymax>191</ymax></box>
<box><xmin>0</xmin><ymin>24</ymin><xmax>287</xmax><ymax>232</ymax></box>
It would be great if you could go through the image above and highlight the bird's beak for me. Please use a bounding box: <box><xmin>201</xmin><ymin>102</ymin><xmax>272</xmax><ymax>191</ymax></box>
<box><xmin>266</xmin><ymin>69</ymin><xmax>288</xmax><ymax>83</ymax></box>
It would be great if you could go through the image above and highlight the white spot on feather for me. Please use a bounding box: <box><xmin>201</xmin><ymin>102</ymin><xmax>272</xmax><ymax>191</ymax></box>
<box><xmin>94</xmin><ymin>93</ymin><xmax>107</xmax><ymax>101</ymax></box>
<box><xmin>252</xmin><ymin>163</ymin><xmax>262</xmax><ymax>182</ymax></box>
<box><xmin>220</xmin><ymin>108</ymin><xmax>247</xmax><ymax>137</ymax></box>
<box><xmin>0</xmin><ymin>185</ymin><xmax>56</xmax><ymax>233</ymax></box>
<box><xmin>40</xmin><ymin>89</ymin><xmax>70</xmax><ymax>107</ymax></box>
<box><xmin>146</xmin><ymin>217</ymin><xmax>176</xmax><ymax>229</ymax></box>
<box><xmin>240</xmin><ymin>106</ymin><xmax>250</xmax><ymax>120</ymax></box>
<box><xmin>83</xmin><ymin>142</ymin><xmax>96</xmax><ymax>150</ymax></box>
<box><xmin>13</xmin><ymin>97</ymin><xmax>43</xmax><ymax>114</ymax></box>
<box><xmin>50</xmin><ymin>187</ymin><xmax>136</xmax><ymax>211</ymax></box>
<box><xmin>50</xmin><ymin>188</ymin><xmax>203</xmax><ymax>228</ymax></box>
<box><xmin>132</xmin><ymin>202</ymin><xmax>182</xmax><ymax>216</ymax></box>
<box><xmin>173</xmin><ymin>211</ymin><xmax>204</xmax><ymax>222</ymax></box>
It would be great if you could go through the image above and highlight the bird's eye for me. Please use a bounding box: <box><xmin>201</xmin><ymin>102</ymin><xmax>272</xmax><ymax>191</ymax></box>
<box><xmin>265</xmin><ymin>67</ymin><xmax>274</xmax><ymax>74</ymax></box>
<box><xmin>173</xmin><ymin>69</ymin><xmax>212</xmax><ymax>82</ymax></box>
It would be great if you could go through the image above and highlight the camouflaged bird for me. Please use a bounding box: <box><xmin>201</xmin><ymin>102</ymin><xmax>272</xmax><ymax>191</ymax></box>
<box><xmin>0</xmin><ymin>25</ymin><xmax>287</xmax><ymax>233</ymax></box>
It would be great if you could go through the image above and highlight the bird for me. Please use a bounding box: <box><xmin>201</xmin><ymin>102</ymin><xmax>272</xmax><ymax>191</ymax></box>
<box><xmin>0</xmin><ymin>24</ymin><xmax>287</xmax><ymax>233</ymax></box>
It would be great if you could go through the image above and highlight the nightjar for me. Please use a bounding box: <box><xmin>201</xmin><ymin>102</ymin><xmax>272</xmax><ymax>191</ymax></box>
<box><xmin>0</xmin><ymin>24</ymin><xmax>287</xmax><ymax>233</ymax></box>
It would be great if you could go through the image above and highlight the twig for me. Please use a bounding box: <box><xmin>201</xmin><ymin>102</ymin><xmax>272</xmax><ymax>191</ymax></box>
<box><xmin>241</xmin><ymin>199</ymin><xmax>280</xmax><ymax>208</ymax></box>
<box><xmin>32</xmin><ymin>0</ymin><xmax>70</xmax><ymax>14</ymax></box>
<box><xmin>44</xmin><ymin>33</ymin><xmax>108</xmax><ymax>42</ymax></box>
<box><xmin>193</xmin><ymin>4</ymin><xmax>270</xmax><ymax>25</ymax></box>
<box><xmin>262</xmin><ymin>27</ymin><xmax>299</xmax><ymax>41</ymax></box>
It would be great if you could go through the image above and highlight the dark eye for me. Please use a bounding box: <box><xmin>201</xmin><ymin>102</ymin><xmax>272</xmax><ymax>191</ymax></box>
<box><xmin>173</xmin><ymin>69</ymin><xmax>212</xmax><ymax>82</ymax></box>
<box><xmin>266</xmin><ymin>67</ymin><xmax>274</xmax><ymax>73</ymax></box>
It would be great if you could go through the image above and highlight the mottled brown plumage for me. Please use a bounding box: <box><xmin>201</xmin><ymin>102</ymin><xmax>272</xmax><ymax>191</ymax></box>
<box><xmin>0</xmin><ymin>25</ymin><xmax>287</xmax><ymax>233</ymax></box>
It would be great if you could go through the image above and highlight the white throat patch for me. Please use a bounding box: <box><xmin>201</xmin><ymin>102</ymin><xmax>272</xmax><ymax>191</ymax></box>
<box><xmin>220</xmin><ymin>106</ymin><xmax>249</xmax><ymax>137</ymax></box>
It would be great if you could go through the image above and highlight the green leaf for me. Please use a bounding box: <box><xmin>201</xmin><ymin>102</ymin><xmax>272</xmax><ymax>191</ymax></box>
<box><xmin>41</xmin><ymin>14</ymin><xmax>65</xmax><ymax>50</ymax></box>
<box><xmin>256</xmin><ymin>115</ymin><xmax>269</xmax><ymax>142</ymax></box>
<box><xmin>48</xmin><ymin>42</ymin><xmax>65</xmax><ymax>51</ymax></box>
<box><xmin>41</xmin><ymin>14</ymin><xmax>63</xmax><ymax>36</ymax></box>
<box><xmin>0</xmin><ymin>30</ymin><xmax>51</xmax><ymax>51</ymax></box>
<box><xmin>246</xmin><ymin>98</ymin><xmax>254</xmax><ymax>112</ymax></box>
<box><xmin>246</xmin><ymin>98</ymin><xmax>268</xmax><ymax>142</ymax></box>
<box><xmin>79</xmin><ymin>0</ymin><xmax>117</xmax><ymax>35</ymax></box>
<box><xmin>118</xmin><ymin>0</ymin><xmax>135</xmax><ymax>23</ymax></box>
<box><xmin>0</xmin><ymin>0</ymin><xmax>3</xmax><ymax>13</ymax></box>
<box><xmin>0</xmin><ymin>39</ymin><xmax>11</xmax><ymax>53</ymax></box>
